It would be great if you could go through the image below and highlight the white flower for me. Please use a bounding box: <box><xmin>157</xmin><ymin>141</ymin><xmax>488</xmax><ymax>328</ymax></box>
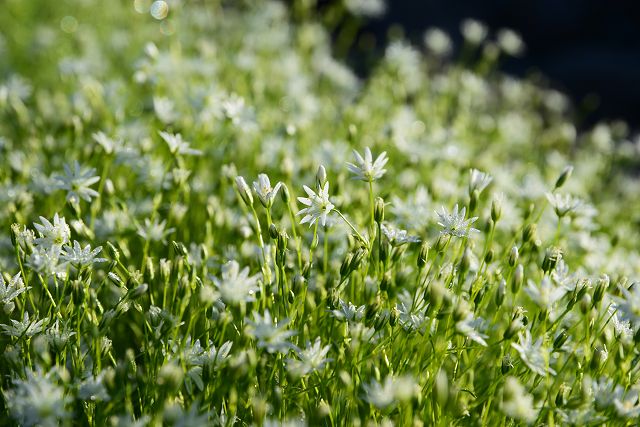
<box><xmin>456</xmin><ymin>314</ymin><xmax>488</xmax><ymax>346</ymax></box>
<box><xmin>497</xmin><ymin>28</ymin><xmax>525</xmax><ymax>56</ymax></box>
<box><xmin>460</xmin><ymin>18</ymin><xmax>488</xmax><ymax>44</ymax></box>
<box><xmin>501</xmin><ymin>377</ymin><xmax>537</xmax><ymax>424</ymax></box>
<box><xmin>287</xmin><ymin>337</ymin><xmax>332</xmax><ymax>376</ymax></box>
<box><xmin>54</xmin><ymin>161</ymin><xmax>100</xmax><ymax>203</ymax></box>
<box><xmin>33</xmin><ymin>213</ymin><xmax>70</xmax><ymax>248</ymax></box>
<box><xmin>612</xmin><ymin>284</ymin><xmax>640</xmax><ymax>329</ymax></box>
<box><xmin>210</xmin><ymin>260</ymin><xmax>260</xmax><ymax>305</ymax></box>
<box><xmin>344</xmin><ymin>0</ymin><xmax>386</xmax><ymax>17</ymax></box>
<box><xmin>245</xmin><ymin>309</ymin><xmax>296</xmax><ymax>354</ymax></box>
<box><xmin>362</xmin><ymin>375</ymin><xmax>417</xmax><ymax>409</ymax></box>
<box><xmin>297</xmin><ymin>182</ymin><xmax>335</xmax><ymax>227</ymax></box>
<box><xmin>136</xmin><ymin>218</ymin><xmax>175</xmax><ymax>243</ymax></box>
<box><xmin>546</xmin><ymin>192</ymin><xmax>581</xmax><ymax>218</ymax></box>
<box><xmin>252</xmin><ymin>173</ymin><xmax>282</xmax><ymax>208</ymax></box>
<box><xmin>5</xmin><ymin>368</ymin><xmax>70</xmax><ymax>427</ymax></box>
<box><xmin>60</xmin><ymin>241</ymin><xmax>106</xmax><ymax>267</ymax></box>
<box><xmin>511</xmin><ymin>329</ymin><xmax>556</xmax><ymax>376</ymax></box>
<box><xmin>469</xmin><ymin>168</ymin><xmax>493</xmax><ymax>194</ymax></box>
<box><xmin>424</xmin><ymin>28</ymin><xmax>453</xmax><ymax>57</ymax></box>
<box><xmin>614</xmin><ymin>388</ymin><xmax>640</xmax><ymax>418</ymax></box>
<box><xmin>158</xmin><ymin>131</ymin><xmax>202</xmax><ymax>156</ymax></box>
<box><xmin>1</xmin><ymin>311</ymin><xmax>46</xmax><ymax>338</ymax></box>
<box><xmin>346</xmin><ymin>147</ymin><xmax>388</xmax><ymax>182</ymax></box>
<box><xmin>330</xmin><ymin>299</ymin><xmax>365</xmax><ymax>322</ymax></box>
<box><xmin>78</xmin><ymin>372</ymin><xmax>110</xmax><ymax>402</ymax></box>
<box><xmin>436</xmin><ymin>204</ymin><xmax>479</xmax><ymax>238</ymax></box>
<box><xmin>27</xmin><ymin>247</ymin><xmax>67</xmax><ymax>279</ymax></box>
<box><xmin>92</xmin><ymin>131</ymin><xmax>124</xmax><ymax>155</ymax></box>
<box><xmin>380</xmin><ymin>223</ymin><xmax>420</xmax><ymax>246</ymax></box>
<box><xmin>0</xmin><ymin>272</ymin><xmax>29</xmax><ymax>313</ymax></box>
<box><xmin>524</xmin><ymin>277</ymin><xmax>566</xmax><ymax>311</ymax></box>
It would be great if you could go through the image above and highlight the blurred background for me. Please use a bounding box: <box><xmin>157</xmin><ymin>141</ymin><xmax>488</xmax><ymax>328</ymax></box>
<box><xmin>310</xmin><ymin>0</ymin><xmax>640</xmax><ymax>130</ymax></box>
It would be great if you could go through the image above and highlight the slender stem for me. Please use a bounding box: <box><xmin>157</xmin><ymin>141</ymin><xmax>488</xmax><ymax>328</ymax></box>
<box><xmin>333</xmin><ymin>209</ymin><xmax>367</xmax><ymax>245</ymax></box>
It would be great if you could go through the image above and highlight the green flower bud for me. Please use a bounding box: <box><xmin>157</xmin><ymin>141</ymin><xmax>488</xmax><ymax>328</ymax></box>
<box><xmin>554</xmin><ymin>165</ymin><xmax>574</xmax><ymax>190</ymax></box>
<box><xmin>417</xmin><ymin>242</ymin><xmax>429</xmax><ymax>269</ymax></box>
<box><xmin>522</xmin><ymin>223</ymin><xmax>537</xmax><ymax>243</ymax></box>
<box><xmin>235</xmin><ymin>176</ymin><xmax>253</xmax><ymax>207</ymax></box>
<box><xmin>508</xmin><ymin>246</ymin><xmax>518</xmax><ymax>267</ymax></box>
<box><xmin>340</xmin><ymin>253</ymin><xmax>353</xmax><ymax>279</ymax></box>
<box><xmin>374</xmin><ymin>197</ymin><xmax>385</xmax><ymax>223</ymax></box>
<box><xmin>484</xmin><ymin>249</ymin><xmax>494</xmax><ymax>264</ymax></box>
<box><xmin>469</xmin><ymin>189</ymin><xmax>480</xmax><ymax>213</ymax></box>
<box><xmin>316</xmin><ymin>165</ymin><xmax>327</xmax><ymax>189</ymax></box>
<box><xmin>433</xmin><ymin>370</ymin><xmax>449</xmax><ymax>409</ymax></box>
<box><xmin>491</xmin><ymin>197</ymin><xmax>502</xmax><ymax>223</ymax></box>
<box><xmin>495</xmin><ymin>278</ymin><xmax>506</xmax><ymax>307</ymax></box>
<box><xmin>269</xmin><ymin>223</ymin><xmax>278</xmax><ymax>240</ymax></box>
<box><xmin>542</xmin><ymin>246</ymin><xmax>562</xmax><ymax>274</ymax></box>
<box><xmin>280</xmin><ymin>183</ymin><xmax>291</xmax><ymax>204</ymax></box>
<box><xmin>553</xmin><ymin>330</ymin><xmax>569</xmax><ymax>350</ymax></box>
<box><xmin>511</xmin><ymin>264</ymin><xmax>523</xmax><ymax>294</ymax></box>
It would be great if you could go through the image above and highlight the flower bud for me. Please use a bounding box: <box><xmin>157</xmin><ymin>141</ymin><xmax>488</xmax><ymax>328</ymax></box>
<box><xmin>389</xmin><ymin>306</ymin><xmax>399</xmax><ymax>327</ymax></box>
<box><xmin>459</xmin><ymin>247</ymin><xmax>472</xmax><ymax>274</ymax></box>
<box><xmin>316</xmin><ymin>165</ymin><xmax>327</xmax><ymax>189</ymax></box>
<box><xmin>508</xmin><ymin>246</ymin><xmax>518</xmax><ymax>267</ymax></box>
<box><xmin>469</xmin><ymin>189</ymin><xmax>480</xmax><ymax>213</ymax></box>
<box><xmin>374</xmin><ymin>197</ymin><xmax>385</xmax><ymax>223</ymax></box>
<box><xmin>433</xmin><ymin>370</ymin><xmax>449</xmax><ymax>409</ymax></box>
<box><xmin>590</xmin><ymin>346</ymin><xmax>608</xmax><ymax>372</ymax></box>
<box><xmin>553</xmin><ymin>330</ymin><xmax>569</xmax><ymax>350</ymax></box>
<box><xmin>417</xmin><ymin>242</ymin><xmax>429</xmax><ymax>269</ymax></box>
<box><xmin>235</xmin><ymin>176</ymin><xmax>253</xmax><ymax>207</ymax></box>
<box><xmin>280</xmin><ymin>183</ymin><xmax>291</xmax><ymax>204</ymax></box>
<box><xmin>554</xmin><ymin>165</ymin><xmax>573</xmax><ymax>190</ymax></box>
<box><xmin>129</xmin><ymin>283</ymin><xmax>149</xmax><ymax>300</ymax></box>
<box><xmin>491</xmin><ymin>198</ymin><xmax>502</xmax><ymax>223</ymax></box>
<box><xmin>484</xmin><ymin>249</ymin><xmax>494</xmax><ymax>264</ymax></box>
<box><xmin>106</xmin><ymin>241</ymin><xmax>120</xmax><ymax>261</ymax></box>
<box><xmin>593</xmin><ymin>275</ymin><xmax>608</xmax><ymax>305</ymax></box>
<box><xmin>269</xmin><ymin>224</ymin><xmax>278</xmax><ymax>240</ymax></box>
<box><xmin>511</xmin><ymin>264</ymin><xmax>523</xmax><ymax>294</ymax></box>
<box><xmin>542</xmin><ymin>246</ymin><xmax>562</xmax><ymax>273</ymax></box>
<box><xmin>522</xmin><ymin>223</ymin><xmax>537</xmax><ymax>243</ymax></box>
<box><xmin>380</xmin><ymin>271</ymin><xmax>392</xmax><ymax>292</ymax></box>
<box><xmin>495</xmin><ymin>278</ymin><xmax>506</xmax><ymax>307</ymax></box>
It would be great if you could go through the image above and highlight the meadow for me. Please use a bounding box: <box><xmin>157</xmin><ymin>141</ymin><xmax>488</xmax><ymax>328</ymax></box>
<box><xmin>1</xmin><ymin>0</ymin><xmax>640</xmax><ymax>425</ymax></box>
